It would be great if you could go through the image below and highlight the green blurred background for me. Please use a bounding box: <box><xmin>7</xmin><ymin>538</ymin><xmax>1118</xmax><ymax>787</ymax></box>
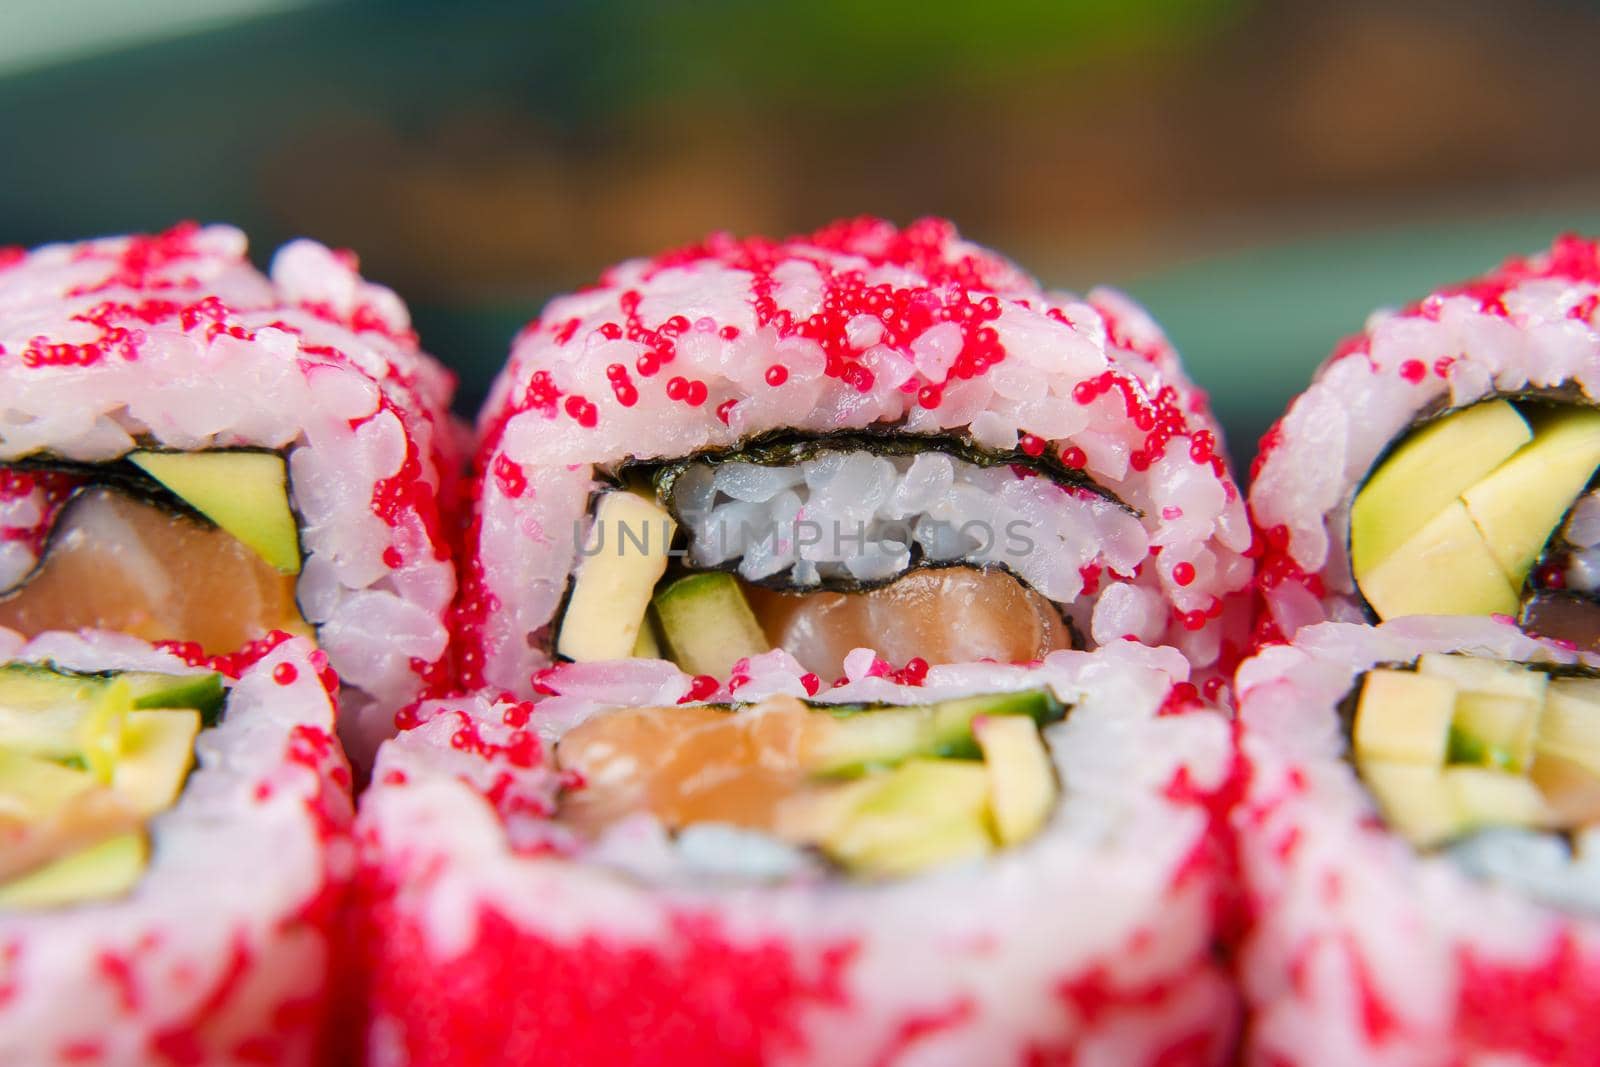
<box><xmin>4</xmin><ymin>0</ymin><xmax>1599</xmax><ymax>471</ymax></box>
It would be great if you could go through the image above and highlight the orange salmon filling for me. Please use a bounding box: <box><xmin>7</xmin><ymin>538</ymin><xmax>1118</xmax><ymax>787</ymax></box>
<box><xmin>0</xmin><ymin>488</ymin><xmax>308</xmax><ymax>651</ymax></box>
<box><xmin>556</xmin><ymin>695</ymin><xmax>824</xmax><ymax>840</ymax></box>
<box><xmin>745</xmin><ymin>567</ymin><xmax>1072</xmax><ymax>680</ymax></box>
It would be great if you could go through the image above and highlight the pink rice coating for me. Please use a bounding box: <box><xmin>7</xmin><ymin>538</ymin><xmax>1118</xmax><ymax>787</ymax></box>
<box><xmin>0</xmin><ymin>223</ymin><xmax>464</xmax><ymax>759</ymax></box>
<box><xmin>463</xmin><ymin>217</ymin><xmax>1252</xmax><ymax>699</ymax></box>
<box><xmin>1248</xmin><ymin>234</ymin><xmax>1600</xmax><ymax>648</ymax></box>
<box><xmin>1235</xmin><ymin>616</ymin><xmax>1600</xmax><ymax>1066</ymax></box>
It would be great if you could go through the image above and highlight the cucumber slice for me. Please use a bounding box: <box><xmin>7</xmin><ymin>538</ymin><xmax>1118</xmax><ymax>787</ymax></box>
<box><xmin>928</xmin><ymin>690</ymin><xmax>1064</xmax><ymax>759</ymax></box>
<box><xmin>0</xmin><ymin>832</ymin><xmax>147</xmax><ymax>909</ymax></box>
<box><xmin>808</xmin><ymin>689</ymin><xmax>1065</xmax><ymax>776</ymax></box>
<box><xmin>0</xmin><ymin>665</ymin><xmax>108</xmax><ymax>760</ymax></box>
<box><xmin>0</xmin><ymin>665</ymin><xmax>223</xmax><ymax>760</ymax></box>
<box><xmin>557</xmin><ymin>490</ymin><xmax>676</xmax><ymax>662</ymax></box>
<box><xmin>128</xmin><ymin>450</ymin><xmax>300</xmax><ymax>574</ymax></box>
<box><xmin>123</xmin><ymin>671</ymin><xmax>225</xmax><ymax>720</ymax></box>
<box><xmin>809</xmin><ymin>707</ymin><xmax>929</xmax><ymax>776</ymax></box>
<box><xmin>652</xmin><ymin>572</ymin><xmax>770</xmax><ymax>678</ymax></box>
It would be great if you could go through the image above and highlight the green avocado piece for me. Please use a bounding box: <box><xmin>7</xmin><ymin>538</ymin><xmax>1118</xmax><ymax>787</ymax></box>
<box><xmin>128</xmin><ymin>450</ymin><xmax>300</xmax><ymax>574</ymax></box>
<box><xmin>1353</xmin><ymin>668</ymin><xmax>1455</xmax><ymax>766</ymax></box>
<box><xmin>1361</xmin><ymin>762</ymin><xmax>1461</xmax><ymax>847</ymax></box>
<box><xmin>557</xmin><ymin>490</ymin><xmax>676</xmax><ymax>663</ymax></box>
<box><xmin>1417</xmin><ymin>655</ymin><xmax>1548</xmax><ymax>701</ymax></box>
<box><xmin>1538</xmin><ymin>677</ymin><xmax>1600</xmax><ymax>774</ymax></box>
<box><xmin>808</xmin><ymin>689</ymin><xmax>1066</xmax><ymax>776</ymax></box>
<box><xmin>112</xmin><ymin>710</ymin><xmax>201</xmax><ymax>816</ymax></box>
<box><xmin>76</xmin><ymin>679</ymin><xmax>131</xmax><ymax>784</ymax></box>
<box><xmin>1356</xmin><ymin>501</ymin><xmax>1520</xmax><ymax>620</ymax></box>
<box><xmin>0</xmin><ymin>832</ymin><xmax>147</xmax><ymax>909</ymax></box>
<box><xmin>794</xmin><ymin>758</ymin><xmax>994</xmax><ymax>877</ymax></box>
<box><xmin>651</xmin><ymin>572</ymin><xmax>771</xmax><ymax>678</ymax></box>
<box><xmin>973</xmin><ymin>714</ymin><xmax>1058</xmax><ymax>845</ymax></box>
<box><xmin>1462</xmin><ymin>407</ymin><xmax>1600</xmax><ymax>587</ymax></box>
<box><xmin>1447</xmin><ymin>766</ymin><xmax>1551</xmax><ymax>831</ymax></box>
<box><xmin>1448</xmin><ymin>691</ymin><xmax>1538</xmax><ymax>772</ymax></box>
<box><xmin>1350</xmin><ymin>400</ymin><xmax>1531</xmax><ymax>578</ymax></box>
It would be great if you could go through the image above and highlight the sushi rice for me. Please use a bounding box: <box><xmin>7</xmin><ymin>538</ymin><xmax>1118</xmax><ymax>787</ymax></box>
<box><xmin>353</xmin><ymin>641</ymin><xmax>1239</xmax><ymax>1067</ymax></box>
<box><xmin>0</xmin><ymin>224</ymin><xmax>462</xmax><ymax>761</ymax></box>
<box><xmin>1235</xmin><ymin>615</ymin><xmax>1600</xmax><ymax>1067</ymax></box>
<box><xmin>0</xmin><ymin>627</ymin><xmax>353</xmax><ymax>1067</ymax></box>
<box><xmin>462</xmin><ymin>218</ymin><xmax>1253</xmax><ymax>699</ymax></box>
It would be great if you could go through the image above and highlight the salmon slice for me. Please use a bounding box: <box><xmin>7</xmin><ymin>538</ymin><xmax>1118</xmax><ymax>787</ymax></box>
<box><xmin>745</xmin><ymin>566</ymin><xmax>1072</xmax><ymax>680</ymax></box>
<box><xmin>0</xmin><ymin>487</ymin><xmax>309</xmax><ymax>653</ymax></box>
<box><xmin>556</xmin><ymin>695</ymin><xmax>825</xmax><ymax>839</ymax></box>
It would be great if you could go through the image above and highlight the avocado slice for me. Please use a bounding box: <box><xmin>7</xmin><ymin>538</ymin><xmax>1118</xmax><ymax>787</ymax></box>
<box><xmin>1446</xmin><ymin>766</ymin><xmax>1552</xmax><ymax>831</ymax></box>
<box><xmin>1462</xmin><ymin>407</ymin><xmax>1600</xmax><ymax>587</ymax></box>
<box><xmin>1358</xmin><ymin>501</ymin><xmax>1520</xmax><ymax>620</ymax></box>
<box><xmin>973</xmin><ymin>714</ymin><xmax>1058</xmax><ymax>846</ymax></box>
<box><xmin>1350</xmin><ymin>400</ymin><xmax>1532</xmax><ymax>578</ymax></box>
<box><xmin>1537</xmin><ymin>677</ymin><xmax>1600</xmax><ymax>774</ymax></box>
<box><xmin>75</xmin><ymin>679</ymin><xmax>131</xmax><ymax>784</ymax></box>
<box><xmin>1449</xmin><ymin>692</ymin><xmax>1538</xmax><ymax>772</ymax></box>
<box><xmin>0</xmin><ymin>832</ymin><xmax>147</xmax><ymax>909</ymax></box>
<box><xmin>787</xmin><ymin>758</ymin><xmax>994</xmax><ymax>877</ymax></box>
<box><xmin>1417</xmin><ymin>655</ymin><xmax>1548</xmax><ymax>701</ymax></box>
<box><xmin>128</xmin><ymin>450</ymin><xmax>300</xmax><ymax>574</ymax></box>
<box><xmin>1353</xmin><ymin>669</ymin><xmax>1455</xmax><ymax>766</ymax></box>
<box><xmin>112</xmin><ymin>710</ymin><xmax>201</xmax><ymax>816</ymax></box>
<box><xmin>556</xmin><ymin>490</ymin><xmax>676</xmax><ymax>663</ymax></box>
<box><xmin>1361</xmin><ymin>762</ymin><xmax>1461</xmax><ymax>846</ymax></box>
<box><xmin>652</xmin><ymin>571</ymin><xmax>770</xmax><ymax>677</ymax></box>
<box><xmin>808</xmin><ymin>689</ymin><xmax>1066</xmax><ymax>776</ymax></box>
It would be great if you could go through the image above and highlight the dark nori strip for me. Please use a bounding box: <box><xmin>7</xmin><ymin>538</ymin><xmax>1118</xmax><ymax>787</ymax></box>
<box><xmin>633</xmin><ymin>428</ymin><xmax>1134</xmax><ymax>516</ymax></box>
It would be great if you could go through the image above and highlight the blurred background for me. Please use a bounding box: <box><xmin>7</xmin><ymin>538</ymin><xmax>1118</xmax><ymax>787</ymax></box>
<box><xmin>3</xmin><ymin>0</ymin><xmax>1599</xmax><ymax>470</ymax></box>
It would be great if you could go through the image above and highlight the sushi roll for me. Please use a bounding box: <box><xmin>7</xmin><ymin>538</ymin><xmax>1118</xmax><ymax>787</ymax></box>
<box><xmin>0</xmin><ymin>224</ymin><xmax>461</xmax><ymax>759</ymax></box>
<box><xmin>462</xmin><ymin>217</ymin><xmax>1253</xmax><ymax>700</ymax></box>
<box><xmin>0</xmin><ymin>626</ymin><xmax>353</xmax><ymax>1066</ymax></box>
<box><xmin>1250</xmin><ymin>234</ymin><xmax>1600</xmax><ymax>648</ymax></box>
<box><xmin>1235</xmin><ymin>616</ymin><xmax>1600</xmax><ymax>1066</ymax></box>
<box><xmin>353</xmin><ymin>642</ymin><xmax>1238</xmax><ymax>1066</ymax></box>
